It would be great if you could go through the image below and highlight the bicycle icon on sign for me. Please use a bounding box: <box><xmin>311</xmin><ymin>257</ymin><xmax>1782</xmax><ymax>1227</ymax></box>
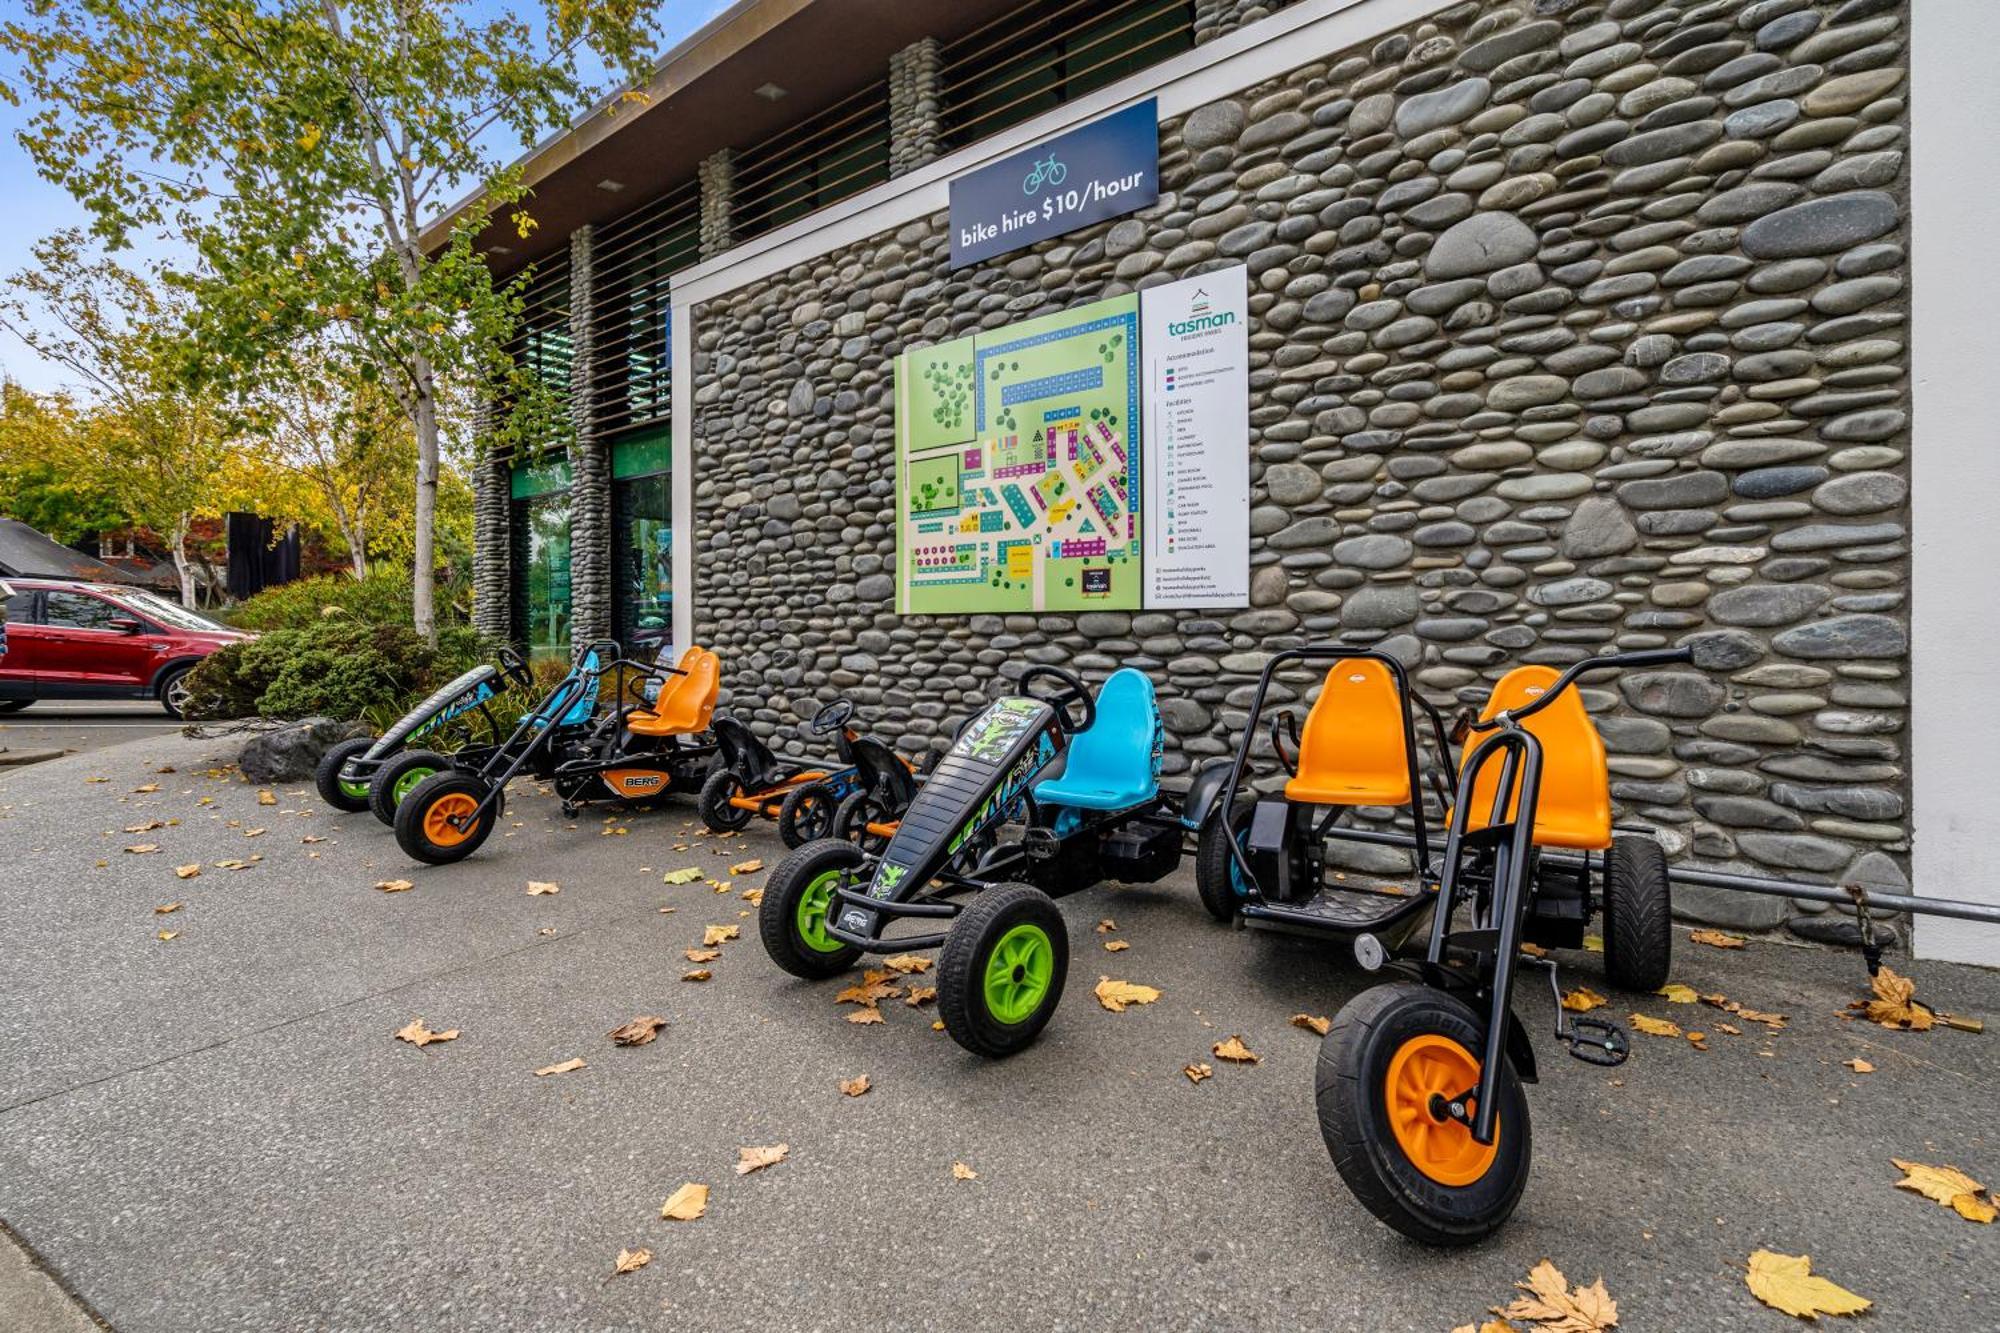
<box><xmin>1022</xmin><ymin>153</ymin><xmax>1068</xmax><ymax>195</ymax></box>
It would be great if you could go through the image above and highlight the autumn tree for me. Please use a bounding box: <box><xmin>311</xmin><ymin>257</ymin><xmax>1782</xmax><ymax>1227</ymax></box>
<box><xmin>2</xmin><ymin>0</ymin><xmax>653</xmax><ymax>640</ymax></box>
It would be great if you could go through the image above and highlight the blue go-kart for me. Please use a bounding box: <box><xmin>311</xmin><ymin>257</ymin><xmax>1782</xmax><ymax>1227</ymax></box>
<box><xmin>759</xmin><ymin>665</ymin><xmax>1229</xmax><ymax>1057</ymax></box>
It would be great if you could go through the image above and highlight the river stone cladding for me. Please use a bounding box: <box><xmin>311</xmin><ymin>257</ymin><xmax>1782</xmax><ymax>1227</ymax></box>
<box><xmin>688</xmin><ymin>0</ymin><xmax>1912</xmax><ymax>938</ymax></box>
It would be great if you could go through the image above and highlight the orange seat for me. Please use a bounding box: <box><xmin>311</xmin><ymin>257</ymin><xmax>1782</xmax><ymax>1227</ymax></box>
<box><xmin>1455</xmin><ymin>665</ymin><xmax>1612</xmax><ymax>851</ymax></box>
<box><xmin>1283</xmin><ymin>659</ymin><xmax>1414</xmax><ymax>807</ymax></box>
<box><xmin>627</xmin><ymin>648</ymin><xmax>720</xmax><ymax>737</ymax></box>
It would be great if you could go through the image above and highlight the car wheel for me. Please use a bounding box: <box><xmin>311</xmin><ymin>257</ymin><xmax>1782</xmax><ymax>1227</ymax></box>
<box><xmin>158</xmin><ymin>667</ymin><xmax>194</xmax><ymax>719</ymax></box>
<box><xmin>0</xmin><ymin>700</ymin><xmax>30</xmax><ymax>714</ymax></box>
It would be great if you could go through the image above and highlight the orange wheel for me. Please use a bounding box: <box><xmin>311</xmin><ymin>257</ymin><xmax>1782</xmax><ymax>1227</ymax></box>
<box><xmin>1383</xmin><ymin>1033</ymin><xmax>1499</xmax><ymax>1186</ymax></box>
<box><xmin>422</xmin><ymin>791</ymin><xmax>481</xmax><ymax>848</ymax></box>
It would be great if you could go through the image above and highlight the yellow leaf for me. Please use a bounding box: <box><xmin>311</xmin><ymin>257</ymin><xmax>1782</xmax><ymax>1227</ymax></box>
<box><xmin>1287</xmin><ymin>1013</ymin><xmax>1330</xmax><ymax>1036</ymax></box>
<box><xmin>1582</xmin><ymin>934</ymin><xmax>1603</xmax><ymax>953</ymax></box>
<box><xmin>125</xmin><ymin>820</ymin><xmax>165</xmax><ymax>832</ymax></box>
<box><xmin>847</xmin><ymin>1006</ymin><xmax>884</xmax><ymax>1024</ymax></box>
<box><xmin>257</xmin><ymin>790</ymin><xmax>277</xmax><ymax>806</ymax></box>
<box><xmin>608</xmin><ymin>1015</ymin><xmax>666</xmax><ymax>1046</ymax></box>
<box><xmin>297</xmin><ymin>123</ymin><xmax>323</xmax><ymax>152</ymax></box>
<box><xmin>1686</xmin><ymin>1031</ymin><xmax>1708</xmax><ymax>1051</ymax></box>
<box><xmin>839</xmin><ymin>1074</ymin><xmax>870</xmax><ymax>1097</ymax></box>
<box><xmin>133</xmin><ymin>782</ymin><xmax>159</xmax><ymax>793</ymax></box>
<box><xmin>728</xmin><ymin>859</ymin><xmax>764</xmax><ymax>875</ymax></box>
<box><xmin>1859</xmin><ymin>965</ymin><xmax>1934</xmax><ymax>1031</ymax></box>
<box><xmin>1845</xmin><ymin>1058</ymin><xmax>1874</xmax><ymax>1074</ymax></box>
<box><xmin>375</xmin><ymin>879</ymin><xmax>414</xmax><ymax>893</ymax></box>
<box><xmin>1657</xmin><ymin>983</ymin><xmax>1699</xmax><ymax>1004</ymax></box>
<box><xmin>662</xmin><ymin>867</ymin><xmax>703</xmax><ymax>884</ymax></box>
<box><xmin>533</xmin><ymin>1057</ymin><xmax>585</xmax><ymax>1077</ymax></box>
<box><xmin>1892</xmin><ymin>1159</ymin><xmax>1996</xmax><ymax>1224</ymax></box>
<box><xmin>685</xmin><ymin>947</ymin><xmax>721</xmax><ymax>963</ymax></box>
<box><xmin>394</xmin><ymin>1018</ymin><xmax>459</xmax><ymax>1047</ymax></box>
<box><xmin>951</xmin><ymin>1162</ymin><xmax>977</xmax><ymax>1181</ymax></box>
<box><xmin>735</xmin><ymin>1143</ymin><xmax>788</xmax><ymax>1175</ymax></box>
<box><xmin>882</xmin><ymin>953</ymin><xmax>932</xmax><ymax>974</ymax></box>
<box><xmin>703</xmin><ymin>924</ymin><xmax>740</xmax><ymax>946</ymax></box>
<box><xmin>155</xmin><ymin>929</ymin><xmax>179</xmax><ymax>942</ymax></box>
<box><xmin>1183</xmin><ymin>1062</ymin><xmax>1212</xmax><ymax>1084</ymax></box>
<box><xmin>526</xmin><ymin>880</ymin><xmax>560</xmax><ymax>896</ymax></box>
<box><xmin>174</xmin><ymin>864</ymin><xmax>201</xmax><ymax>880</ymax></box>
<box><xmin>1690</xmin><ymin>928</ymin><xmax>1746</xmax><ymax>949</ymax></box>
<box><xmin>682</xmin><ymin>969</ymin><xmax>712</xmax><ymax>982</ymax></box>
<box><xmin>904</xmin><ymin>985</ymin><xmax>937</xmax><ymax>1007</ymax></box>
<box><xmin>124</xmin><ymin>844</ymin><xmax>159</xmax><ymax>854</ymax></box>
<box><xmin>835</xmin><ymin>972</ymin><xmax>901</xmax><ymax>1006</ymax></box>
<box><xmin>1094</xmin><ymin>977</ymin><xmax>1161</xmax><ymax>1012</ymax></box>
<box><xmin>741</xmin><ymin>887</ymin><xmax>763</xmax><ymax>906</ymax></box>
<box><xmin>1744</xmin><ymin>1250</ymin><xmax>1870</xmax><ymax>1319</ymax></box>
<box><xmin>1104</xmin><ymin>939</ymin><xmax>1131</xmax><ymax>953</ymax></box>
<box><xmin>1499</xmin><ymin>1259</ymin><xmax>1617</xmax><ymax>1332</ymax></box>
<box><xmin>154</xmin><ymin>901</ymin><xmax>182</xmax><ymax>914</ymax></box>
<box><xmin>242</xmin><ymin>828</ymin><xmax>265</xmax><ymax>838</ymax></box>
<box><xmin>1213</xmin><ymin>1035</ymin><xmax>1260</xmax><ymax>1064</ymax></box>
<box><xmin>302</xmin><ymin>835</ymin><xmax>326</xmax><ymax>844</ymax></box>
<box><xmin>612</xmin><ymin>1246</ymin><xmax>650</xmax><ymax>1275</ymax></box>
<box><xmin>1629</xmin><ymin>1013</ymin><xmax>1681</xmax><ymax>1038</ymax></box>
<box><xmin>660</xmin><ymin>1182</ymin><xmax>707</xmax><ymax>1221</ymax></box>
<box><xmin>1096</xmin><ymin>918</ymin><xmax>1118</xmax><ymax>932</ymax></box>
<box><xmin>1561</xmin><ymin>987</ymin><xmax>1606</xmax><ymax>1013</ymax></box>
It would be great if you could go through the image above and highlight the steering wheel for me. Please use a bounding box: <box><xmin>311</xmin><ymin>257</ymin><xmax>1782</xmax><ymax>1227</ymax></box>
<box><xmin>497</xmin><ymin>644</ymin><xmax>531</xmax><ymax>689</ymax></box>
<box><xmin>808</xmin><ymin>698</ymin><xmax>855</xmax><ymax>736</ymax></box>
<box><xmin>1017</xmin><ymin>665</ymin><xmax>1095</xmax><ymax>736</ymax></box>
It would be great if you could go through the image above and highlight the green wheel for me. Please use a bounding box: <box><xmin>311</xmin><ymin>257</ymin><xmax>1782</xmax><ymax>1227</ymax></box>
<box><xmin>315</xmin><ymin>736</ymin><xmax>378</xmax><ymax>813</ymax></box>
<box><xmin>938</xmin><ymin>882</ymin><xmax>1068</xmax><ymax>1058</ymax></box>
<box><xmin>370</xmin><ymin>748</ymin><xmax>450</xmax><ymax>826</ymax></box>
<box><xmin>759</xmin><ymin>838</ymin><xmax>865</xmax><ymax>979</ymax></box>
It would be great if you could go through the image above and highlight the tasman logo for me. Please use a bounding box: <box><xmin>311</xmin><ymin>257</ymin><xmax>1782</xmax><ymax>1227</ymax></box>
<box><xmin>1168</xmin><ymin>291</ymin><xmax>1234</xmax><ymax>337</ymax></box>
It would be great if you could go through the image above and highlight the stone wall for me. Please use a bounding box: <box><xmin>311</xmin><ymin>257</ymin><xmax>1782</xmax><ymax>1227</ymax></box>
<box><xmin>687</xmin><ymin>0</ymin><xmax>1913</xmax><ymax>937</ymax></box>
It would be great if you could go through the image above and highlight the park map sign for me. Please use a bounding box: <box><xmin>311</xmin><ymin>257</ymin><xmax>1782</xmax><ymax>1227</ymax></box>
<box><xmin>895</xmin><ymin>293</ymin><xmax>1144</xmax><ymax>614</ymax></box>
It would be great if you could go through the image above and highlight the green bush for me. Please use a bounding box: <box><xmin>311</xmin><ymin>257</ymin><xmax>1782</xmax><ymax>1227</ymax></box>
<box><xmin>222</xmin><ymin>566</ymin><xmax>447</xmax><ymax>632</ymax></box>
<box><xmin>181</xmin><ymin>619</ymin><xmax>492</xmax><ymax>724</ymax></box>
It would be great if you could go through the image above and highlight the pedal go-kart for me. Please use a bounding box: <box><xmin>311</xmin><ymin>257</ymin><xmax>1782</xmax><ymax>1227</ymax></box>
<box><xmin>760</xmin><ymin>665</ymin><xmax>1221</xmax><ymax>1057</ymax></box>
<box><xmin>313</xmin><ymin>645</ymin><xmax>536</xmax><ymax>816</ymax></box>
<box><xmin>695</xmin><ymin>698</ymin><xmax>919</xmax><ymax>849</ymax></box>
<box><xmin>546</xmin><ymin>645</ymin><xmax>722</xmax><ymax>816</ymax></box>
<box><xmin>1203</xmin><ymin>643</ymin><xmax>1704</xmax><ymax>1245</ymax></box>
<box><xmin>827</xmin><ymin>716</ymin><xmax>924</xmax><ymax>853</ymax></box>
<box><xmin>391</xmin><ymin>641</ymin><xmax>684</xmax><ymax>864</ymax></box>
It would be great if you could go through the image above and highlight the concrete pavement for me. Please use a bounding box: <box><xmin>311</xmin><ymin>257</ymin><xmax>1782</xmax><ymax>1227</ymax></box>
<box><xmin>0</xmin><ymin>702</ymin><xmax>183</xmax><ymax>767</ymax></box>
<box><xmin>0</xmin><ymin>731</ymin><xmax>1994</xmax><ymax>1331</ymax></box>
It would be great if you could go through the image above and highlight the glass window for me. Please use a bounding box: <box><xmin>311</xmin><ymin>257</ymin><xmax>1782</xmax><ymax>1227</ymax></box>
<box><xmin>108</xmin><ymin>590</ymin><xmax>226</xmax><ymax>632</ymax></box>
<box><xmin>613</xmin><ymin>471</ymin><xmax>673</xmax><ymax>663</ymax></box>
<box><xmin>3</xmin><ymin>591</ymin><xmax>32</xmax><ymax>623</ymax></box>
<box><xmin>43</xmin><ymin>590</ymin><xmax>129</xmax><ymax>631</ymax></box>
<box><xmin>517</xmin><ymin>491</ymin><xmax>573</xmax><ymax>659</ymax></box>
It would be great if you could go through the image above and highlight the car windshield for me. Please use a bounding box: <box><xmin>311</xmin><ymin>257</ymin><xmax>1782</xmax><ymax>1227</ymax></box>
<box><xmin>109</xmin><ymin>590</ymin><xmax>231</xmax><ymax>633</ymax></box>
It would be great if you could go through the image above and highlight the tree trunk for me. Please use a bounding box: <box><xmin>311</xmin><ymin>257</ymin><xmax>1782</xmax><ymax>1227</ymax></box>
<box><xmin>170</xmin><ymin>513</ymin><xmax>196</xmax><ymax>608</ymax></box>
<box><xmin>411</xmin><ymin>358</ymin><xmax>440</xmax><ymax>644</ymax></box>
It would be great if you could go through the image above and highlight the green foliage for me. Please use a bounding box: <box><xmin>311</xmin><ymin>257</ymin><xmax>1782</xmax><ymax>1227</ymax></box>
<box><xmin>223</xmin><ymin>566</ymin><xmax>420</xmax><ymax>631</ymax></box>
<box><xmin>181</xmin><ymin>618</ymin><xmax>489</xmax><ymax>722</ymax></box>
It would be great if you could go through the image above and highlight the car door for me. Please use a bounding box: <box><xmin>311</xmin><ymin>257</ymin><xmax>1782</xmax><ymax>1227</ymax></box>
<box><xmin>0</xmin><ymin>584</ymin><xmax>33</xmax><ymax>699</ymax></box>
<box><xmin>35</xmin><ymin>588</ymin><xmax>163</xmax><ymax>692</ymax></box>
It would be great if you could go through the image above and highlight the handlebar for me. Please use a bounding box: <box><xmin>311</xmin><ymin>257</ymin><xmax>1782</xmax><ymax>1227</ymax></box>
<box><xmin>1469</xmin><ymin>646</ymin><xmax>1695</xmax><ymax>733</ymax></box>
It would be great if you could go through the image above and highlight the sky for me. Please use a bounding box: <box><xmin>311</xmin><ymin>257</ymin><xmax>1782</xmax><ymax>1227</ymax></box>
<box><xmin>0</xmin><ymin>0</ymin><xmax>730</xmax><ymax>397</ymax></box>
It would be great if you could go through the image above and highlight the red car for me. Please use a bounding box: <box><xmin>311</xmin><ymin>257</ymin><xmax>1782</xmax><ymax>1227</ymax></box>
<box><xmin>0</xmin><ymin>578</ymin><xmax>249</xmax><ymax>718</ymax></box>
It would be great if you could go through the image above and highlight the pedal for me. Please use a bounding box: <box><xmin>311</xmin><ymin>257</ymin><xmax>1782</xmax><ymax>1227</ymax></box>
<box><xmin>1021</xmin><ymin>827</ymin><xmax>1059</xmax><ymax>861</ymax></box>
<box><xmin>1561</xmin><ymin>1017</ymin><xmax>1629</xmax><ymax>1067</ymax></box>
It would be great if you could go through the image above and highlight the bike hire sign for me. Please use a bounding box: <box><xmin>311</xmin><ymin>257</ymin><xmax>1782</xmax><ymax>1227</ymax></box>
<box><xmin>948</xmin><ymin>99</ymin><xmax>1159</xmax><ymax>270</ymax></box>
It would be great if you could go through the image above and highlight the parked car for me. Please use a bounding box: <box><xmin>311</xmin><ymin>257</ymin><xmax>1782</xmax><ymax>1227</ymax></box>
<box><xmin>0</xmin><ymin>578</ymin><xmax>249</xmax><ymax>718</ymax></box>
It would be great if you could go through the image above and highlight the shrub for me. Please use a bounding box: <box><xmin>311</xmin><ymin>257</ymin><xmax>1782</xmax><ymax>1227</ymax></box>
<box><xmin>181</xmin><ymin>619</ymin><xmax>492</xmax><ymax>724</ymax></box>
<box><xmin>222</xmin><ymin>566</ymin><xmax>448</xmax><ymax>632</ymax></box>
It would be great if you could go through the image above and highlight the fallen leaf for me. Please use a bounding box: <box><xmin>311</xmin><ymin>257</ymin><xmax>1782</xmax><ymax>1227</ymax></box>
<box><xmin>1656</xmin><ymin>983</ymin><xmax>1699</xmax><ymax>1004</ymax></box>
<box><xmin>125</xmin><ymin>820</ymin><xmax>165</xmax><ymax>833</ymax></box>
<box><xmin>660</xmin><ymin>1183</ymin><xmax>708</xmax><ymax>1221</ymax></box>
<box><xmin>836</xmin><ymin>971</ymin><xmax>902</xmax><ymax>1006</ymax></box>
<box><xmin>154</xmin><ymin>901</ymin><xmax>182</xmax><ymax>914</ymax></box>
<box><xmin>1857</xmin><ymin>965</ymin><xmax>1934</xmax><ymax>1031</ymax></box>
<box><xmin>1717</xmin><ymin>1023</ymin><xmax>1742</xmax><ymax>1035</ymax></box>
<box><xmin>1561</xmin><ymin>988</ymin><xmax>1606</xmax><ymax>1013</ymax></box>
<box><xmin>951</xmin><ymin>1162</ymin><xmax>977</xmax><ymax>1181</ymax></box>
<box><xmin>1845</xmin><ymin>1058</ymin><xmax>1874</xmax><ymax>1074</ymax></box>
<box><xmin>1499</xmin><ymin>1259</ymin><xmax>1618</xmax><ymax>1332</ymax></box>
<box><xmin>1096</xmin><ymin>919</ymin><xmax>1117</xmax><ymax>933</ymax></box>
<box><xmin>685</xmin><ymin>947</ymin><xmax>721</xmax><ymax>963</ymax></box>
<box><xmin>1094</xmin><ymin>977</ymin><xmax>1161</xmax><ymax>1012</ymax></box>
<box><xmin>847</xmin><ymin>1006</ymin><xmax>884</xmax><ymax>1024</ymax></box>
<box><xmin>839</xmin><ymin>1074</ymin><xmax>871</xmax><ymax>1097</ymax></box>
<box><xmin>740</xmin><ymin>887</ymin><xmax>763</xmax><ymax>906</ymax></box>
<box><xmin>302</xmin><ymin>835</ymin><xmax>326</xmax><ymax>844</ymax></box>
<box><xmin>1451</xmin><ymin>1323</ymin><xmax>1516</xmax><ymax>1333</ymax></box>
<box><xmin>882</xmin><ymin>953</ymin><xmax>932</xmax><ymax>974</ymax></box>
<box><xmin>155</xmin><ymin>929</ymin><xmax>179</xmax><ymax>942</ymax></box>
<box><xmin>735</xmin><ymin>1143</ymin><xmax>788</xmax><ymax>1175</ymax></box>
<box><xmin>174</xmin><ymin>864</ymin><xmax>201</xmax><ymax>880</ymax></box>
<box><xmin>124</xmin><ymin>844</ymin><xmax>159</xmax><ymax>855</ymax></box>
<box><xmin>1702</xmin><ymin>993</ymin><xmax>1788</xmax><ymax>1029</ymax></box>
<box><xmin>1686</xmin><ymin>1031</ymin><xmax>1708</xmax><ymax>1051</ymax></box>
<box><xmin>214</xmin><ymin>859</ymin><xmax>248</xmax><ymax>870</ymax></box>
<box><xmin>1745</xmin><ymin>1250</ymin><xmax>1870</xmax><ymax>1320</ymax></box>
<box><xmin>533</xmin><ymin>1057</ymin><xmax>586</xmax><ymax>1077</ymax></box>
<box><xmin>1629</xmin><ymin>1013</ymin><xmax>1682</xmax><ymax>1038</ymax></box>
<box><xmin>1184</xmin><ymin>1062</ymin><xmax>1212</xmax><ymax>1084</ymax></box>
<box><xmin>613</xmin><ymin>1247</ymin><xmax>651</xmax><ymax>1275</ymax></box>
<box><xmin>1290</xmin><ymin>1013</ymin><xmax>1331</xmax><ymax>1036</ymax></box>
<box><xmin>1892</xmin><ymin>1159</ymin><xmax>1996</xmax><ymax>1224</ymax></box>
<box><xmin>702</xmin><ymin>924</ymin><xmax>740</xmax><ymax>946</ymax></box>
<box><xmin>1103</xmin><ymin>939</ymin><xmax>1131</xmax><ymax>952</ymax></box>
<box><xmin>394</xmin><ymin>1018</ymin><xmax>459</xmax><ymax>1047</ymax></box>
<box><xmin>374</xmin><ymin>879</ymin><xmax>414</xmax><ymax>894</ymax></box>
<box><xmin>1582</xmin><ymin>934</ymin><xmax>1603</xmax><ymax>953</ymax></box>
<box><xmin>905</xmin><ymin>986</ymin><xmax>937</xmax><ymax>1007</ymax></box>
<box><xmin>1519</xmin><ymin>941</ymin><xmax>1547</xmax><ymax>958</ymax></box>
<box><xmin>1690</xmin><ymin>928</ymin><xmax>1746</xmax><ymax>949</ymax></box>
<box><xmin>1213</xmin><ymin>1035</ymin><xmax>1260</xmax><ymax>1064</ymax></box>
<box><xmin>682</xmin><ymin>969</ymin><xmax>713</xmax><ymax>982</ymax></box>
<box><xmin>526</xmin><ymin>880</ymin><xmax>560</xmax><ymax>896</ymax></box>
<box><xmin>242</xmin><ymin>828</ymin><xmax>265</xmax><ymax>838</ymax></box>
<box><xmin>133</xmin><ymin>782</ymin><xmax>159</xmax><ymax>793</ymax></box>
<box><xmin>257</xmin><ymin>790</ymin><xmax>276</xmax><ymax>805</ymax></box>
<box><xmin>608</xmin><ymin>1015</ymin><xmax>667</xmax><ymax>1047</ymax></box>
<box><xmin>728</xmin><ymin>859</ymin><xmax>764</xmax><ymax>875</ymax></box>
<box><xmin>662</xmin><ymin>867</ymin><xmax>703</xmax><ymax>884</ymax></box>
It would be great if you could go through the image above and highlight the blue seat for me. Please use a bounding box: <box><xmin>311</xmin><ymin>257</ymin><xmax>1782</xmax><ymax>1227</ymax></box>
<box><xmin>1032</xmin><ymin>668</ymin><xmax>1162</xmax><ymax>812</ymax></box>
<box><xmin>522</xmin><ymin>649</ymin><xmax>603</xmax><ymax>728</ymax></box>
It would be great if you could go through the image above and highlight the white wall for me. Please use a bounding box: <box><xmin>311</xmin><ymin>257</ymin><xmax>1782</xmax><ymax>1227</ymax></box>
<box><xmin>1911</xmin><ymin>0</ymin><xmax>2000</xmax><ymax>965</ymax></box>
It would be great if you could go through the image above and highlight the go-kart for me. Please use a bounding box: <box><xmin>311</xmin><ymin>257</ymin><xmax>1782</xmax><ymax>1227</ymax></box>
<box><xmin>1203</xmin><ymin>643</ymin><xmax>1698</xmax><ymax>1245</ymax></box>
<box><xmin>546</xmin><ymin>645</ymin><xmax>723</xmax><ymax>816</ymax></box>
<box><xmin>759</xmin><ymin>665</ymin><xmax>1223</xmax><ymax>1057</ymax></box>
<box><xmin>696</xmin><ymin>698</ymin><xmax>920</xmax><ymax>849</ymax></box>
<box><xmin>313</xmin><ymin>645</ymin><xmax>536</xmax><ymax>815</ymax></box>
<box><xmin>826</xmin><ymin>716</ymin><xmax>924</xmax><ymax>853</ymax></box>
<box><xmin>391</xmin><ymin>641</ymin><xmax>671</xmax><ymax>864</ymax></box>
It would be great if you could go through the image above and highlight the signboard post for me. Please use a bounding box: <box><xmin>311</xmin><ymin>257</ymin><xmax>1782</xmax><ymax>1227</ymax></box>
<box><xmin>949</xmin><ymin>100</ymin><xmax>1159</xmax><ymax>270</ymax></box>
<box><xmin>1140</xmin><ymin>268</ymin><xmax>1250</xmax><ymax>609</ymax></box>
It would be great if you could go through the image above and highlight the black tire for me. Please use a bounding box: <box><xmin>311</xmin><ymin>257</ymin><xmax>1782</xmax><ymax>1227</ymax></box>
<box><xmin>777</xmin><ymin>781</ymin><xmax>837</xmax><ymax>849</ymax></box>
<box><xmin>1194</xmin><ymin>800</ymin><xmax>1259</xmax><ymax>923</ymax></box>
<box><xmin>758</xmin><ymin>838</ymin><xmax>866</xmax><ymax>979</ymax></box>
<box><xmin>938</xmin><ymin>882</ymin><xmax>1069</xmax><ymax>1059</ymax></box>
<box><xmin>831</xmin><ymin>789</ymin><xmax>893</xmax><ymax>854</ymax></box>
<box><xmin>157</xmin><ymin>666</ymin><xmax>194</xmax><ymax>719</ymax></box>
<box><xmin>1317</xmin><ymin>982</ymin><xmax>1531</xmax><ymax>1246</ymax></box>
<box><xmin>370</xmin><ymin>748</ymin><xmax>453</xmax><ymax>826</ymax></box>
<box><xmin>698</xmin><ymin>766</ymin><xmax>755</xmax><ymax>832</ymax></box>
<box><xmin>1602</xmin><ymin>834</ymin><xmax>1672</xmax><ymax>992</ymax></box>
<box><xmin>314</xmin><ymin>736</ymin><xmax>378</xmax><ymax>813</ymax></box>
<box><xmin>0</xmin><ymin>700</ymin><xmax>30</xmax><ymax>714</ymax></box>
<box><xmin>394</xmin><ymin>772</ymin><xmax>501</xmax><ymax>865</ymax></box>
